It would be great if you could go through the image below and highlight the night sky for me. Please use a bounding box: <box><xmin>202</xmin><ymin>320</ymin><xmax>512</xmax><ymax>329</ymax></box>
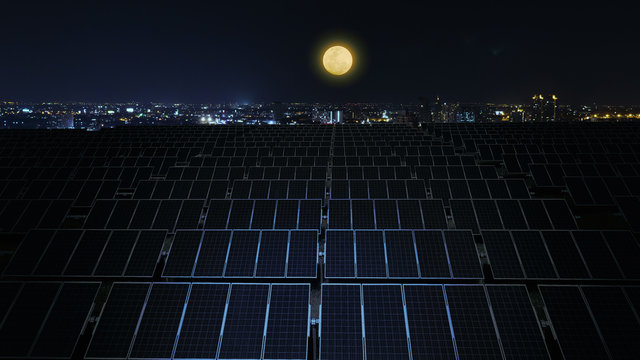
<box><xmin>1</xmin><ymin>1</ymin><xmax>638</xmax><ymax>104</ymax></box>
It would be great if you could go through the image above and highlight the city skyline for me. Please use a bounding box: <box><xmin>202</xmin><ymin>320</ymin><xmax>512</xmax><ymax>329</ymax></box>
<box><xmin>2</xmin><ymin>1</ymin><xmax>639</xmax><ymax>104</ymax></box>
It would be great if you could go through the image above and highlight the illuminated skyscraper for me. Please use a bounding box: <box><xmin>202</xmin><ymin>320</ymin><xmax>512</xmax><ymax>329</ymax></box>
<box><xmin>532</xmin><ymin>94</ymin><xmax>558</xmax><ymax>121</ymax></box>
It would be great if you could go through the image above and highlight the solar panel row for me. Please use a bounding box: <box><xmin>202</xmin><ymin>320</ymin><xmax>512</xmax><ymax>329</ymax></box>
<box><xmin>324</xmin><ymin>230</ymin><xmax>482</xmax><ymax>279</ymax></box>
<box><xmin>163</xmin><ymin>230</ymin><xmax>317</xmax><ymax>278</ymax></box>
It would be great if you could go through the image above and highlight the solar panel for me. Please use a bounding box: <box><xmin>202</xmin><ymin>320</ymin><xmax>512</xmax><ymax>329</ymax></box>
<box><xmin>175</xmin><ymin>200</ymin><xmax>204</xmax><ymax>229</ymax></box>
<box><xmin>192</xmin><ymin>230</ymin><xmax>231</xmax><ymax>277</ymax></box>
<box><xmin>104</xmin><ymin>200</ymin><xmax>137</xmax><ymax>228</ymax></box>
<box><xmin>368</xmin><ymin>179</ymin><xmax>388</xmax><ymax>198</ymax></box>
<box><xmin>582</xmin><ymin>286</ymin><xmax>640</xmax><ymax>359</ymax></box>
<box><xmin>355</xmin><ymin>230</ymin><xmax>387</xmax><ymax>278</ymax></box>
<box><xmin>450</xmin><ymin>199</ymin><xmax>480</xmax><ymax>233</ymax></box>
<box><xmin>31</xmin><ymin>282</ymin><xmax>100</xmax><ymax>359</ymax></box>
<box><xmin>64</xmin><ymin>230</ymin><xmax>110</xmax><ymax>276</ymax></box>
<box><xmin>396</xmin><ymin>199</ymin><xmax>424</xmax><ymax>229</ymax></box>
<box><xmin>519</xmin><ymin>200</ymin><xmax>553</xmax><ymax>229</ymax></box>
<box><xmin>324</xmin><ymin>230</ymin><xmax>355</xmax><ymax>278</ymax></box>
<box><xmin>496</xmin><ymin>199</ymin><xmax>528</xmax><ymax>229</ymax></box>
<box><xmin>3</xmin><ymin>229</ymin><xmax>55</xmax><ymax>276</ymax></box>
<box><xmin>374</xmin><ymin>199</ymin><xmax>399</xmax><ymax>229</ymax></box>
<box><xmin>541</xmin><ymin>231</ymin><xmax>589</xmax><ymax>279</ymax></box>
<box><xmin>275</xmin><ymin>200</ymin><xmax>298</xmax><ymax>229</ymax></box>
<box><xmin>602</xmin><ymin>231</ymin><xmax>640</xmax><ymax>279</ymax></box>
<box><xmin>414</xmin><ymin>230</ymin><xmax>451</xmax><ymax>278</ymax></box>
<box><xmin>287</xmin><ymin>230</ymin><xmax>317</xmax><ymax>278</ymax></box>
<box><xmin>255</xmin><ymin>231</ymin><xmax>288</xmax><ymax>277</ymax></box>
<box><xmin>351</xmin><ymin>199</ymin><xmax>375</xmax><ymax>229</ymax></box>
<box><xmin>539</xmin><ymin>286</ymin><xmax>609</xmax><ymax>359</ymax></box>
<box><xmin>94</xmin><ymin>230</ymin><xmax>139</xmax><ymax>276</ymax></box>
<box><xmin>227</xmin><ymin>199</ymin><xmax>254</xmax><ymax>229</ymax></box>
<box><xmin>205</xmin><ymin>200</ymin><xmax>231</xmax><ymax>229</ymax></box>
<box><xmin>571</xmin><ymin>231</ymin><xmax>622</xmax><ymax>279</ymax></box>
<box><xmin>173</xmin><ymin>283</ymin><xmax>229</xmax><ymax>359</ymax></box>
<box><xmin>482</xmin><ymin>230</ymin><xmax>524</xmax><ymax>279</ymax></box>
<box><xmin>263</xmin><ymin>284</ymin><xmax>310</xmax><ymax>360</ymax></box>
<box><xmin>486</xmin><ymin>285</ymin><xmax>549</xmax><ymax>359</ymax></box>
<box><xmin>444</xmin><ymin>230</ymin><xmax>482</xmax><ymax>279</ymax></box>
<box><xmin>445</xmin><ymin>285</ymin><xmax>503</xmax><ymax>359</ymax></box>
<box><xmin>129</xmin><ymin>283</ymin><xmax>189</xmax><ymax>358</ymax></box>
<box><xmin>331</xmin><ymin>180</ymin><xmax>349</xmax><ymax>198</ymax></box>
<box><xmin>85</xmin><ymin>283</ymin><xmax>150</xmax><ymax>358</ymax></box>
<box><xmin>0</xmin><ymin>282</ymin><xmax>59</xmax><ymax>357</ymax></box>
<box><xmin>224</xmin><ymin>230</ymin><xmax>260</xmax><ymax>277</ymax></box>
<box><xmin>543</xmin><ymin>199</ymin><xmax>577</xmax><ymax>229</ymax></box>
<box><xmin>298</xmin><ymin>199</ymin><xmax>321</xmax><ymax>229</ymax></box>
<box><xmin>251</xmin><ymin>200</ymin><xmax>276</xmax><ymax>229</ymax></box>
<box><xmin>511</xmin><ymin>231</ymin><xmax>557</xmax><ymax>279</ymax></box>
<box><xmin>152</xmin><ymin>199</ymin><xmax>181</xmax><ymax>232</ymax></box>
<box><xmin>129</xmin><ymin>200</ymin><xmax>160</xmax><ymax>229</ymax></box>
<box><xmin>320</xmin><ymin>284</ymin><xmax>363</xmax><ymax>360</ymax></box>
<box><xmin>362</xmin><ymin>285</ymin><xmax>410</xmax><ymax>359</ymax></box>
<box><xmin>250</xmin><ymin>180</ymin><xmax>270</xmax><ymax>198</ymax></box>
<box><xmin>420</xmin><ymin>199</ymin><xmax>448</xmax><ymax>229</ymax></box>
<box><xmin>125</xmin><ymin>230</ymin><xmax>166</xmax><ymax>277</ymax></box>
<box><xmin>403</xmin><ymin>285</ymin><xmax>456</xmax><ymax>359</ymax></box>
<box><xmin>384</xmin><ymin>231</ymin><xmax>419</xmax><ymax>278</ymax></box>
<box><xmin>163</xmin><ymin>230</ymin><xmax>203</xmax><ymax>277</ymax></box>
<box><xmin>0</xmin><ymin>282</ymin><xmax>22</xmax><ymax>326</ymax></box>
<box><xmin>83</xmin><ymin>199</ymin><xmax>115</xmax><ymax>228</ymax></box>
<box><xmin>218</xmin><ymin>284</ymin><xmax>269</xmax><ymax>359</ymax></box>
<box><xmin>473</xmin><ymin>200</ymin><xmax>504</xmax><ymax>229</ymax></box>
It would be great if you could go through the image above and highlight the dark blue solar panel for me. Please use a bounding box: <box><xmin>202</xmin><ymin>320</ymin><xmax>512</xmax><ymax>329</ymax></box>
<box><xmin>174</xmin><ymin>283</ymin><xmax>229</xmax><ymax>359</ymax></box>
<box><xmin>329</xmin><ymin>200</ymin><xmax>351</xmax><ymax>229</ymax></box>
<box><xmin>540</xmin><ymin>286</ymin><xmax>609</xmax><ymax>360</ymax></box>
<box><xmin>486</xmin><ymin>285</ymin><xmax>549</xmax><ymax>359</ymax></box>
<box><xmin>420</xmin><ymin>199</ymin><xmax>448</xmax><ymax>229</ymax></box>
<box><xmin>224</xmin><ymin>231</ymin><xmax>260</xmax><ymax>277</ymax></box>
<box><xmin>163</xmin><ymin>230</ymin><xmax>203</xmax><ymax>277</ymax></box>
<box><xmin>403</xmin><ymin>285</ymin><xmax>456</xmax><ymax>359</ymax></box>
<box><xmin>483</xmin><ymin>230</ymin><xmax>525</xmax><ymax>279</ymax></box>
<box><xmin>227</xmin><ymin>199</ymin><xmax>254</xmax><ymax>229</ymax></box>
<box><xmin>362</xmin><ymin>285</ymin><xmax>410</xmax><ymax>359</ymax></box>
<box><xmin>3</xmin><ymin>229</ymin><xmax>55</xmax><ymax>276</ymax></box>
<box><xmin>64</xmin><ymin>230</ymin><xmax>110</xmax><ymax>276</ymax></box>
<box><xmin>374</xmin><ymin>199</ymin><xmax>399</xmax><ymax>229</ymax></box>
<box><xmin>130</xmin><ymin>283</ymin><xmax>189</xmax><ymax>358</ymax></box>
<box><xmin>31</xmin><ymin>282</ymin><xmax>100</xmax><ymax>358</ymax></box>
<box><xmin>511</xmin><ymin>231</ymin><xmax>557</xmax><ymax>279</ymax></box>
<box><xmin>205</xmin><ymin>200</ymin><xmax>231</xmax><ymax>229</ymax></box>
<box><xmin>264</xmin><ymin>285</ymin><xmax>309</xmax><ymax>360</ymax></box>
<box><xmin>275</xmin><ymin>200</ymin><xmax>298</xmax><ymax>229</ymax></box>
<box><xmin>397</xmin><ymin>199</ymin><xmax>424</xmax><ymax>229</ymax></box>
<box><xmin>0</xmin><ymin>282</ymin><xmax>59</xmax><ymax>357</ymax></box>
<box><xmin>352</xmin><ymin>200</ymin><xmax>375</xmax><ymax>229</ymax></box>
<box><xmin>414</xmin><ymin>230</ymin><xmax>451</xmax><ymax>278</ymax></box>
<box><xmin>193</xmin><ymin>230</ymin><xmax>231</xmax><ymax>277</ymax></box>
<box><xmin>542</xmin><ymin>231</ymin><xmax>589</xmax><ymax>279</ymax></box>
<box><xmin>255</xmin><ymin>231</ymin><xmax>288</xmax><ymax>277</ymax></box>
<box><xmin>251</xmin><ymin>200</ymin><xmax>276</xmax><ymax>229</ymax></box>
<box><xmin>572</xmin><ymin>231</ymin><xmax>622</xmax><ymax>279</ymax></box>
<box><xmin>582</xmin><ymin>286</ymin><xmax>640</xmax><ymax>359</ymax></box>
<box><xmin>287</xmin><ymin>230</ymin><xmax>317</xmax><ymax>278</ymax></box>
<box><xmin>445</xmin><ymin>285</ymin><xmax>503</xmax><ymax>359</ymax></box>
<box><xmin>94</xmin><ymin>230</ymin><xmax>139</xmax><ymax>276</ymax></box>
<box><xmin>355</xmin><ymin>230</ymin><xmax>386</xmax><ymax>278</ymax></box>
<box><xmin>86</xmin><ymin>283</ymin><xmax>150</xmax><ymax>358</ymax></box>
<box><xmin>384</xmin><ymin>231</ymin><xmax>419</xmax><ymax>278</ymax></box>
<box><xmin>443</xmin><ymin>230</ymin><xmax>483</xmax><ymax>279</ymax></box>
<box><xmin>125</xmin><ymin>230</ymin><xmax>166</xmax><ymax>277</ymax></box>
<box><xmin>218</xmin><ymin>284</ymin><xmax>269</xmax><ymax>359</ymax></box>
<box><xmin>320</xmin><ymin>284</ymin><xmax>363</xmax><ymax>360</ymax></box>
<box><xmin>298</xmin><ymin>199</ymin><xmax>321</xmax><ymax>229</ymax></box>
<box><xmin>325</xmin><ymin>230</ymin><xmax>355</xmax><ymax>278</ymax></box>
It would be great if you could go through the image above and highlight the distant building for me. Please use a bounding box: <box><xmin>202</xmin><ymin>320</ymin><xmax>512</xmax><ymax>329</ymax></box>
<box><xmin>272</xmin><ymin>101</ymin><xmax>285</xmax><ymax>124</ymax></box>
<box><xmin>330</xmin><ymin>110</ymin><xmax>343</xmax><ymax>124</ymax></box>
<box><xmin>532</xmin><ymin>94</ymin><xmax>558</xmax><ymax>121</ymax></box>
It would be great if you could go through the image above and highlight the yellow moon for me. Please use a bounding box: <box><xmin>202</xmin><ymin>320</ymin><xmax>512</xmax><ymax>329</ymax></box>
<box><xmin>322</xmin><ymin>45</ymin><xmax>353</xmax><ymax>76</ymax></box>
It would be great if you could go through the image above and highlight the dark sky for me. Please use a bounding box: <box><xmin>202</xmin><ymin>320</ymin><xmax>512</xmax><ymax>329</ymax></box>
<box><xmin>1</xmin><ymin>1</ymin><xmax>638</xmax><ymax>104</ymax></box>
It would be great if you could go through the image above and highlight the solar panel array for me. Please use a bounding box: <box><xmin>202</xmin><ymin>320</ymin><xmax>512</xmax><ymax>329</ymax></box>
<box><xmin>1</xmin><ymin>123</ymin><xmax>639</xmax><ymax>359</ymax></box>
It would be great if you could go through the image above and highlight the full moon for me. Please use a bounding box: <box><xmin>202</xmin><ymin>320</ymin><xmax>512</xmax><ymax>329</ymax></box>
<box><xmin>322</xmin><ymin>45</ymin><xmax>353</xmax><ymax>76</ymax></box>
